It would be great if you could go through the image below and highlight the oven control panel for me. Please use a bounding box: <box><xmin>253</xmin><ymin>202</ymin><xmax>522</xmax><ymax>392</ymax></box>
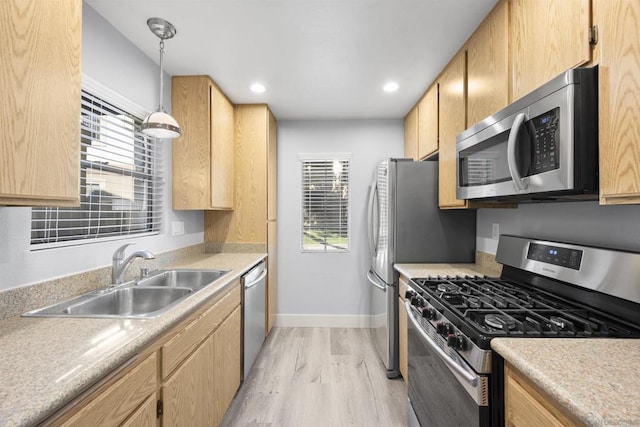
<box><xmin>530</xmin><ymin>107</ymin><xmax>560</xmax><ymax>175</ymax></box>
<box><xmin>527</xmin><ymin>242</ymin><xmax>583</xmax><ymax>270</ymax></box>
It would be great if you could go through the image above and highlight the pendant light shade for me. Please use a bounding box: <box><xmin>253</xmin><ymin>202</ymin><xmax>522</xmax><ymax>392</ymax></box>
<box><xmin>142</xmin><ymin>17</ymin><xmax>182</xmax><ymax>139</ymax></box>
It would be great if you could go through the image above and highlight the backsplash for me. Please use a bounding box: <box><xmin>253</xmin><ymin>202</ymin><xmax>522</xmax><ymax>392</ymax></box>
<box><xmin>0</xmin><ymin>244</ymin><xmax>204</xmax><ymax>321</ymax></box>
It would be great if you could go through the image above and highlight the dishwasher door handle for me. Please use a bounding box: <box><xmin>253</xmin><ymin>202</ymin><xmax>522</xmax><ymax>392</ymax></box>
<box><xmin>245</xmin><ymin>269</ymin><xmax>267</xmax><ymax>289</ymax></box>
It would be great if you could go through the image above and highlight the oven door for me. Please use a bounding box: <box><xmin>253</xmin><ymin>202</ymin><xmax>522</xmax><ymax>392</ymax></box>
<box><xmin>406</xmin><ymin>301</ymin><xmax>491</xmax><ymax>426</ymax></box>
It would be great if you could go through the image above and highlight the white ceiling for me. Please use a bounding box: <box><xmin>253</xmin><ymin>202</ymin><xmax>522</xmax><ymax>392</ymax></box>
<box><xmin>86</xmin><ymin>0</ymin><xmax>498</xmax><ymax>120</ymax></box>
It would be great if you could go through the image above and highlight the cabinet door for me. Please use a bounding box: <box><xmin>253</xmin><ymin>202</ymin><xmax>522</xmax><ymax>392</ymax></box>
<box><xmin>163</xmin><ymin>335</ymin><xmax>216</xmax><ymax>426</ymax></box>
<box><xmin>403</xmin><ymin>106</ymin><xmax>419</xmax><ymax>160</ymax></box>
<box><xmin>121</xmin><ymin>395</ymin><xmax>157</xmax><ymax>427</ymax></box>
<box><xmin>595</xmin><ymin>0</ymin><xmax>640</xmax><ymax>205</ymax></box>
<box><xmin>511</xmin><ymin>0</ymin><xmax>591</xmax><ymax>100</ymax></box>
<box><xmin>505</xmin><ymin>363</ymin><xmax>581</xmax><ymax>427</ymax></box>
<box><xmin>267</xmin><ymin>221</ymin><xmax>277</xmax><ymax>334</ymax></box>
<box><xmin>212</xmin><ymin>306</ymin><xmax>242</xmax><ymax>425</ymax></box>
<box><xmin>467</xmin><ymin>0</ymin><xmax>509</xmax><ymax>127</ymax></box>
<box><xmin>267</xmin><ymin>108</ymin><xmax>278</xmax><ymax>221</ymax></box>
<box><xmin>172</xmin><ymin>76</ymin><xmax>212</xmax><ymax>210</ymax></box>
<box><xmin>418</xmin><ymin>84</ymin><xmax>438</xmax><ymax>160</ymax></box>
<box><xmin>0</xmin><ymin>0</ymin><xmax>81</xmax><ymax>206</ymax></box>
<box><xmin>63</xmin><ymin>354</ymin><xmax>157</xmax><ymax>426</ymax></box>
<box><xmin>210</xmin><ymin>84</ymin><xmax>235</xmax><ymax>209</ymax></box>
<box><xmin>438</xmin><ymin>51</ymin><xmax>468</xmax><ymax>209</ymax></box>
<box><xmin>398</xmin><ymin>297</ymin><xmax>408</xmax><ymax>381</ymax></box>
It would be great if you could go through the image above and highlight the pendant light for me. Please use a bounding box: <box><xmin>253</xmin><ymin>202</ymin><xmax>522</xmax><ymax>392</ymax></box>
<box><xmin>141</xmin><ymin>17</ymin><xmax>182</xmax><ymax>139</ymax></box>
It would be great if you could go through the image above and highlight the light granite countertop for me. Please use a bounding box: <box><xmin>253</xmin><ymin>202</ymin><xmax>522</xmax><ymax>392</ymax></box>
<box><xmin>0</xmin><ymin>252</ymin><xmax>265</xmax><ymax>427</ymax></box>
<box><xmin>492</xmin><ymin>338</ymin><xmax>640</xmax><ymax>426</ymax></box>
<box><xmin>394</xmin><ymin>262</ymin><xmax>501</xmax><ymax>279</ymax></box>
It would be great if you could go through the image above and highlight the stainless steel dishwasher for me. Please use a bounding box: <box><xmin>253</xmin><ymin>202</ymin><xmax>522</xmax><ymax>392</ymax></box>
<box><xmin>241</xmin><ymin>260</ymin><xmax>267</xmax><ymax>379</ymax></box>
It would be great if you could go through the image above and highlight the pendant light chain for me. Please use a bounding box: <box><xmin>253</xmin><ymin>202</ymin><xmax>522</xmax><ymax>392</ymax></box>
<box><xmin>159</xmin><ymin>40</ymin><xmax>165</xmax><ymax>111</ymax></box>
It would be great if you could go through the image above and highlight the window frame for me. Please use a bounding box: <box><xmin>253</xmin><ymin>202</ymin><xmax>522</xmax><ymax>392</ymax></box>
<box><xmin>299</xmin><ymin>152</ymin><xmax>351</xmax><ymax>254</ymax></box>
<box><xmin>29</xmin><ymin>76</ymin><xmax>163</xmax><ymax>250</ymax></box>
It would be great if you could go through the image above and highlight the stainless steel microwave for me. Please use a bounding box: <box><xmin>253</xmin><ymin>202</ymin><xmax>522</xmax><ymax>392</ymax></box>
<box><xmin>456</xmin><ymin>66</ymin><xmax>598</xmax><ymax>202</ymax></box>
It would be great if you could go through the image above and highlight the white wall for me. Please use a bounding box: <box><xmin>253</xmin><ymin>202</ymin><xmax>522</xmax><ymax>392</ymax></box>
<box><xmin>0</xmin><ymin>4</ymin><xmax>203</xmax><ymax>291</ymax></box>
<box><xmin>276</xmin><ymin>120</ymin><xmax>404</xmax><ymax>326</ymax></box>
<box><xmin>477</xmin><ymin>201</ymin><xmax>640</xmax><ymax>254</ymax></box>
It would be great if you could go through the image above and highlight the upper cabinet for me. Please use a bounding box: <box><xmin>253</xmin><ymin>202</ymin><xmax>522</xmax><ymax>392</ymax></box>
<box><xmin>418</xmin><ymin>84</ymin><xmax>439</xmax><ymax>160</ymax></box>
<box><xmin>403</xmin><ymin>106</ymin><xmax>419</xmax><ymax>160</ymax></box>
<box><xmin>0</xmin><ymin>0</ymin><xmax>81</xmax><ymax>206</ymax></box>
<box><xmin>594</xmin><ymin>0</ymin><xmax>640</xmax><ymax>205</ymax></box>
<box><xmin>172</xmin><ymin>75</ymin><xmax>234</xmax><ymax>210</ymax></box>
<box><xmin>403</xmin><ymin>84</ymin><xmax>438</xmax><ymax>161</ymax></box>
<box><xmin>438</xmin><ymin>51</ymin><xmax>467</xmax><ymax>209</ymax></box>
<box><xmin>510</xmin><ymin>0</ymin><xmax>592</xmax><ymax>100</ymax></box>
<box><xmin>467</xmin><ymin>0</ymin><xmax>509</xmax><ymax>127</ymax></box>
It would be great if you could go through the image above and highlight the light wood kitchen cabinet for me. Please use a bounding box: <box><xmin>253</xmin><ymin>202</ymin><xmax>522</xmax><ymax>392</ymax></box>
<box><xmin>60</xmin><ymin>354</ymin><xmax>157</xmax><ymax>426</ymax></box>
<box><xmin>206</xmin><ymin>104</ymin><xmax>278</xmax><ymax>334</ymax></box>
<box><xmin>504</xmin><ymin>362</ymin><xmax>581</xmax><ymax>427</ymax></box>
<box><xmin>398</xmin><ymin>275</ymin><xmax>410</xmax><ymax>381</ymax></box>
<box><xmin>467</xmin><ymin>0</ymin><xmax>509</xmax><ymax>127</ymax></box>
<box><xmin>171</xmin><ymin>75</ymin><xmax>234</xmax><ymax>210</ymax></box>
<box><xmin>0</xmin><ymin>0</ymin><xmax>81</xmax><ymax>206</ymax></box>
<box><xmin>594</xmin><ymin>0</ymin><xmax>640</xmax><ymax>205</ymax></box>
<box><xmin>121</xmin><ymin>395</ymin><xmax>157</xmax><ymax>427</ymax></box>
<box><xmin>163</xmin><ymin>306</ymin><xmax>241</xmax><ymax>426</ymax></box>
<box><xmin>403</xmin><ymin>106</ymin><xmax>419</xmax><ymax>160</ymax></box>
<box><xmin>438</xmin><ymin>51</ymin><xmax>468</xmax><ymax>209</ymax></box>
<box><xmin>510</xmin><ymin>0</ymin><xmax>592</xmax><ymax>101</ymax></box>
<box><xmin>418</xmin><ymin>84</ymin><xmax>439</xmax><ymax>160</ymax></box>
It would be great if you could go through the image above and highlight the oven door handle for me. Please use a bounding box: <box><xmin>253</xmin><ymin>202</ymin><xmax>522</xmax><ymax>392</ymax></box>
<box><xmin>507</xmin><ymin>112</ymin><xmax>529</xmax><ymax>191</ymax></box>
<box><xmin>405</xmin><ymin>301</ymin><xmax>478</xmax><ymax>387</ymax></box>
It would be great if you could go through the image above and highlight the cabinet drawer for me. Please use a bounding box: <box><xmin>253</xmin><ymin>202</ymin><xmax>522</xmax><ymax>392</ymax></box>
<box><xmin>121</xmin><ymin>394</ymin><xmax>157</xmax><ymax>427</ymax></box>
<box><xmin>62</xmin><ymin>353</ymin><xmax>157</xmax><ymax>427</ymax></box>
<box><xmin>162</xmin><ymin>282</ymin><xmax>240</xmax><ymax>378</ymax></box>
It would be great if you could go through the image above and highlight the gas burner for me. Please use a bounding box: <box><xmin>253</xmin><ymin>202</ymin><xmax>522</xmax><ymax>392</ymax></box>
<box><xmin>467</xmin><ymin>296</ymin><xmax>482</xmax><ymax>308</ymax></box>
<box><xmin>484</xmin><ymin>314</ymin><xmax>516</xmax><ymax>330</ymax></box>
<box><xmin>437</xmin><ymin>283</ymin><xmax>460</xmax><ymax>293</ymax></box>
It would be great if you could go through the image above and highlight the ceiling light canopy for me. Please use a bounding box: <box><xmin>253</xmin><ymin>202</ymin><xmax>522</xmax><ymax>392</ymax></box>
<box><xmin>141</xmin><ymin>17</ymin><xmax>182</xmax><ymax>139</ymax></box>
<box><xmin>383</xmin><ymin>81</ymin><xmax>399</xmax><ymax>93</ymax></box>
<box><xmin>250</xmin><ymin>83</ymin><xmax>266</xmax><ymax>93</ymax></box>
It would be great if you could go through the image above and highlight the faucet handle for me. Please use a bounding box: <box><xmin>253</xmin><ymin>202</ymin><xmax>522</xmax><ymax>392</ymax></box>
<box><xmin>113</xmin><ymin>242</ymin><xmax>136</xmax><ymax>261</ymax></box>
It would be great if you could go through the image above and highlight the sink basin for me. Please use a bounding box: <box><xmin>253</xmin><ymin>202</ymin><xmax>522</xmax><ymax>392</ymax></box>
<box><xmin>63</xmin><ymin>287</ymin><xmax>192</xmax><ymax>316</ymax></box>
<box><xmin>136</xmin><ymin>269</ymin><xmax>229</xmax><ymax>289</ymax></box>
<box><xmin>23</xmin><ymin>268</ymin><xmax>229</xmax><ymax>319</ymax></box>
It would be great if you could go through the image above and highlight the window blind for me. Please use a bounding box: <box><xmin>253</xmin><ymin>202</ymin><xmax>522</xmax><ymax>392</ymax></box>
<box><xmin>300</xmin><ymin>154</ymin><xmax>350</xmax><ymax>252</ymax></box>
<box><xmin>30</xmin><ymin>89</ymin><xmax>164</xmax><ymax>248</ymax></box>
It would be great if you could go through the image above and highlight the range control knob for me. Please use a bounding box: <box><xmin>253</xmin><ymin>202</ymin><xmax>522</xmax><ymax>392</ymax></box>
<box><xmin>447</xmin><ymin>334</ymin><xmax>467</xmax><ymax>350</ymax></box>
<box><xmin>405</xmin><ymin>290</ymin><xmax>415</xmax><ymax>300</ymax></box>
<box><xmin>421</xmin><ymin>307</ymin><xmax>438</xmax><ymax>320</ymax></box>
<box><xmin>410</xmin><ymin>296</ymin><xmax>420</xmax><ymax>307</ymax></box>
<box><xmin>436</xmin><ymin>322</ymin><xmax>453</xmax><ymax>335</ymax></box>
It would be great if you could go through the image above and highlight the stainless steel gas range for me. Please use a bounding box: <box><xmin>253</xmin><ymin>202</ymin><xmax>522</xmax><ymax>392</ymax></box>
<box><xmin>406</xmin><ymin>235</ymin><xmax>640</xmax><ymax>427</ymax></box>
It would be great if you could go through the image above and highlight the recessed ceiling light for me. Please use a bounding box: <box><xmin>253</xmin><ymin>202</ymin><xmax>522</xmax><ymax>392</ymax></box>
<box><xmin>250</xmin><ymin>83</ymin><xmax>266</xmax><ymax>93</ymax></box>
<box><xmin>383</xmin><ymin>81</ymin><xmax>399</xmax><ymax>93</ymax></box>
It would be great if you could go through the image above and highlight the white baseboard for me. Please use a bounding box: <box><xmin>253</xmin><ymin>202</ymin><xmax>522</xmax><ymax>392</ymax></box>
<box><xmin>274</xmin><ymin>314</ymin><xmax>371</xmax><ymax>328</ymax></box>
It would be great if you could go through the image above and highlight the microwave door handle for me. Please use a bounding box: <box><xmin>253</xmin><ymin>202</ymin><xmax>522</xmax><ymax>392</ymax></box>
<box><xmin>367</xmin><ymin>180</ymin><xmax>378</xmax><ymax>258</ymax></box>
<box><xmin>507</xmin><ymin>113</ymin><xmax>528</xmax><ymax>191</ymax></box>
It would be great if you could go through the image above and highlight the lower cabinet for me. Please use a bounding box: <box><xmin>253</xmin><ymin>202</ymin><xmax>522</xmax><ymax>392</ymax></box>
<box><xmin>504</xmin><ymin>362</ymin><xmax>581</xmax><ymax>427</ymax></box>
<box><xmin>49</xmin><ymin>281</ymin><xmax>242</xmax><ymax>427</ymax></box>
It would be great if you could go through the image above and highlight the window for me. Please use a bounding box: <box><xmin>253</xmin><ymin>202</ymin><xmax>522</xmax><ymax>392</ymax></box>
<box><xmin>300</xmin><ymin>153</ymin><xmax>350</xmax><ymax>252</ymax></box>
<box><xmin>30</xmin><ymin>84</ymin><xmax>163</xmax><ymax>248</ymax></box>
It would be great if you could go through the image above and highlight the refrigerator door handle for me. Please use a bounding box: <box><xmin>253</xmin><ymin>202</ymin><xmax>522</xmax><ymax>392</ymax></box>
<box><xmin>367</xmin><ymin>180</ymin><xmax>379</xmax><ymax>259</ymax></box>
<box><xmin>367</xmin><ymin>270</ymin><xmax>386</xmax><ymax>291</ymax></box>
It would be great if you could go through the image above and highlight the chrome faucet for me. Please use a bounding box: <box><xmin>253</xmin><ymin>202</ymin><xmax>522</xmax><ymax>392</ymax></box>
<box><xmin>111</xmin><ymin>243</ymin><xmax>156</xmax><ymax>285</ymax></box>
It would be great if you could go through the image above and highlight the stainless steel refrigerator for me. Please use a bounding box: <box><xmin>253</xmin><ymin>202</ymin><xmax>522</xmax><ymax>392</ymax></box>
<box><xmin>367</xmin><ymin>159</ymin><xmax>476</xmax><ymax>378</ymax></box>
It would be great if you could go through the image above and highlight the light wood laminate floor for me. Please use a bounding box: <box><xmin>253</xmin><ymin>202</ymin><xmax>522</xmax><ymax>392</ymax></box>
<box><xmin>222</xmin><ymin>327</ymin><xmax>407</xmax><ymax>427</ymax></box>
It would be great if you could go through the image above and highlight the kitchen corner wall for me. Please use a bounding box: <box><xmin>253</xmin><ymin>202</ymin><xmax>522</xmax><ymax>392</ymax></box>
<box><xmin>0</xmin><ymin>4</ymin><xmax>203</xmax><ymax>292</ymax></box>
<box><xmin>477</xmin><ymin>202</ymin><xmax>640</xmax><ymax>254</ymax></box>
<box><xmin>277</xmin><ymin>120</ymin><xmax>403</xmax><ymax>327</ymax></box>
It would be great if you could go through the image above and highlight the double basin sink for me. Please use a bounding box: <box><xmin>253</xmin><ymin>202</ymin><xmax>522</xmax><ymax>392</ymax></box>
<box><xmin>23</xmin><ymin>269</ymin><xmax>229</xmax><ymax>319</ymax></box>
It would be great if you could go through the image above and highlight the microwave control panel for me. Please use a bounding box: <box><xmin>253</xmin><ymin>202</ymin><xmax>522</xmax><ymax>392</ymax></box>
<box><xmin>530</xmin><ymin>107</ymin><xmax>560</xmax><ymax>174</ymax></box>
